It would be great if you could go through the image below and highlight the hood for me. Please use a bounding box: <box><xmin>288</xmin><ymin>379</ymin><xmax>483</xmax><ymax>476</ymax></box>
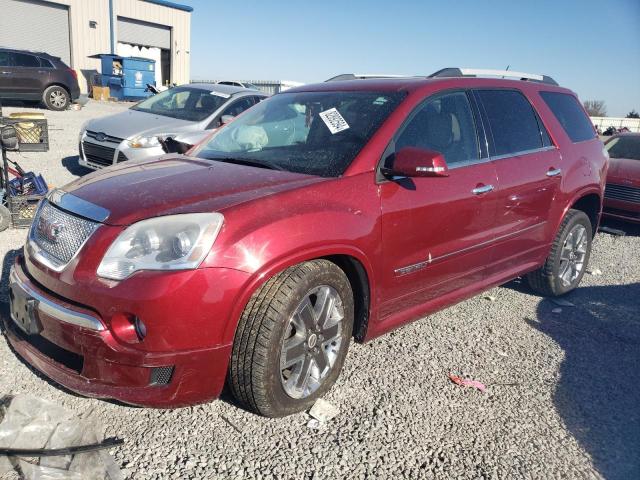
<box><xmin>85</xmin><ymin>109</ymin><xmax>197</xmax><ymax>140</ymax></box>
<box><xmin>607</xmin><ymin>157</ymin><xmax>640</xmax><ymax>187</ymax></box>
<box><xmin>61</xmin><ymin>156</ymin><xmax>325</xmax><ymax>225</ymax></box>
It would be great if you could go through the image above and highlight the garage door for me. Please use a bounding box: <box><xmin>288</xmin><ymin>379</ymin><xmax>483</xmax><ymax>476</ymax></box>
<box><xmin>117</xmin><ymin>17</ymin><xmax>171</xmax><ymax>50</ymax></box>
<box><xmin>0</xmin><ymin>0</ymin><xmax>71</xmax><ymax>64</ymax></box>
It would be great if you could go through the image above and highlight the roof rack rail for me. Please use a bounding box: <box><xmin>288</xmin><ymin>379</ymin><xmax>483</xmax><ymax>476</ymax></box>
<box><xmin>325</xmin><ymin>73</ymin><xmax>411</xmax><ymax>82</ymax></box>
<box><xmin>428</xmin><ymin>68</ymin><xmax>558</xmax><ymax>86</ymax></box>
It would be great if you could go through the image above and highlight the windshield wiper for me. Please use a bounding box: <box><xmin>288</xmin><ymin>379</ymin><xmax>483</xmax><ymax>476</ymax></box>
<box><xmin>201</xmin><ymin>155</ymin><xmax>286</xmax><ymax>171</ymax></box>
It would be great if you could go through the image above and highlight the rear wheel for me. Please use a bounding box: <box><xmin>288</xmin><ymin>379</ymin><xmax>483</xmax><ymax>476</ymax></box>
<box><xmin>527</xmin><ymin>209</ymin><xmax>592</xmax><ymax>296</ymax></box>
<box><xmin>229</xmin><ymin>259</ymin><xmax>354</xmax><ymax>417</ymax></box>
<box><xmin>43</xmin><ymin>85</ymin><xmax>70</xmax><ymax>111</ymax></box>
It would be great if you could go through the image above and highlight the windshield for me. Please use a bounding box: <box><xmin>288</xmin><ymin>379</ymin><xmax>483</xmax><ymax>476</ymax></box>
<box><xmin>131</xmin><ymin>86</ymin><xmax>228</xmax><ymax>122</ymax></box>
<box><xmin>606</xmin><ymin>136</ymin><xmax>640</xmax><ymax>160</ymax></box>
<box><xmin>193</xmin><ymin>90</ymin><xmax>405</xmax><ymax>177</ymax></box>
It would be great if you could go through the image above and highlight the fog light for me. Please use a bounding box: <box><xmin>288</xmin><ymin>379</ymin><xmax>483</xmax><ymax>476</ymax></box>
<box><xmin>111</xmin><ymin>313</ymin><xmax>146</xmax><ymax>343</ymax></box>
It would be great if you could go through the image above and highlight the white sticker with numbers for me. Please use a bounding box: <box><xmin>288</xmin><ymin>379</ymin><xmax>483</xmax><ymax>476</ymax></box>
<box><xmin>318</xmin><ymin>108</ymin><xmax>350</xmax><ymax>134</ymax></box>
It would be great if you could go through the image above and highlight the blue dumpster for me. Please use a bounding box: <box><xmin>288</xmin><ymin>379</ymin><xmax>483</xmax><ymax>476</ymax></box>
<box><xmin>90</xmin><ymin>54</ymin><xmax>156</xmax><ymax>100</ymax></box>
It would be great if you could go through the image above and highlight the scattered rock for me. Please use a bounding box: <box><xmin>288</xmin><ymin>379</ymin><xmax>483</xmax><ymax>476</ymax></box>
<box><xmin>587</xmin><ymin>268</ymin><xmax>603</xmax><ymax>276</ymax></box>
<box><xmin>483</xmin><ymin>295</ymin><xmax>496</xmax><ymax>302</ymax></box>
<box><xmin>309</xmin><ymin>398</ymin><xmax>340</xmax><ymax>423</ymax></box>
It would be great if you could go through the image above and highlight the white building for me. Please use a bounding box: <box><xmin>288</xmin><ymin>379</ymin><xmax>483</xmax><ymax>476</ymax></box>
<box><xmin>0</xmin><ymin>0</ymin><xmax>192</xmax><ymax>92</ymax></box>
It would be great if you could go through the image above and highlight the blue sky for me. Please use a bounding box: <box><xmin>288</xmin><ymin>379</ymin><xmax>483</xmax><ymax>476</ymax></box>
<box><xmin>185</xmin><ymin>0</ymin><xmax>640</xmax><ymax>117</ymax></box>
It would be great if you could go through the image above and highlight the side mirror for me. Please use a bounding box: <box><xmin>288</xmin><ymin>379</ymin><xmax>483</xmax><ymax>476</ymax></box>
<box><xmin>382</xmin><ymin>147</ymin><xmax>449</xmax><ymax>178</ymax></box>
<box><xmin>0</xmin><ymin>126</ymin><xmax>19</xmax><ymax>151</ymax></box>
<box><xmin>220</xmin><ymin>115</ymin><xmax>235</xmax><ymax>126</ymax></box>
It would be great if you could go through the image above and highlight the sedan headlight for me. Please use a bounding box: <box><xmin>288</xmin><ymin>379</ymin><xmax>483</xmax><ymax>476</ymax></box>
<box><xmin>97</xmin><ymin>213</ymin><xmax>224</xmax><ymax>280</ymax></box>
<box><xmin>127</xmin><ymin>134</ymin><xmax>168</xmax><ymax>148</ymax></box>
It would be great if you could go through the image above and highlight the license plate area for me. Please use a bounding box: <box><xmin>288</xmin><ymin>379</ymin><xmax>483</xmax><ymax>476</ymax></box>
<box><xmin>9</xmin><ymin>282</ymin><xmax>43</xmax><ymax>335</ymax></box>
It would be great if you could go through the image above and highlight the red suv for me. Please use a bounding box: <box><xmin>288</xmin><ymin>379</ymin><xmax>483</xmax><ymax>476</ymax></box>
<box><xmin>5</xmin><ymin>68</ymin><xmax>607</xmax><ymax>417</ymax></box>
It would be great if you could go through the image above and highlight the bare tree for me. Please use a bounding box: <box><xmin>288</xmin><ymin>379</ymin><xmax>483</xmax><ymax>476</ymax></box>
<box><xmin>583</xmin><ymin>100</ymin><xmax>607</xmax><ymax>117</ymax></box>
<box><xmin>626</xmin><ymin>110</ymin><xmax>640</xmax><ymax>119</ymax></box>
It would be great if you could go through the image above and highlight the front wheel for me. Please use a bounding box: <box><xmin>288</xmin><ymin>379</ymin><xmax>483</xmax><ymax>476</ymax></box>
<box><xmin>229</xmin><ymin>259</ymin><xmax>354</xmax><ymax>417</ymax></box>
<box><xmin>527</xmin><ymin>209</ymin><xmax>592</xmax><ymax>296</ymax></box>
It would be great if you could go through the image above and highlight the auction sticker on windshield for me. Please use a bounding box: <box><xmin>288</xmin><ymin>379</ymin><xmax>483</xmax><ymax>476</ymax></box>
<box><xmin>319</xmin><ymin>108</ymin><xmax>350</xmax><ymax>134</ymax></box>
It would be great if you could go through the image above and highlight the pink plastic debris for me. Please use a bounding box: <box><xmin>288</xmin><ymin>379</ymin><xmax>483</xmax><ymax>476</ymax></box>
<box><xmin>448</xmin><ymin>373</ymin><xmax>487</xmax><ymax>393</ymax></box>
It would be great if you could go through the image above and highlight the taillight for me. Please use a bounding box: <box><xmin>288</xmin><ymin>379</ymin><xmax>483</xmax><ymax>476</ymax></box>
<box><xmin>68</xmin><ymin>68</ymin><xmax>78</xmax><ymax>80</ymax></box>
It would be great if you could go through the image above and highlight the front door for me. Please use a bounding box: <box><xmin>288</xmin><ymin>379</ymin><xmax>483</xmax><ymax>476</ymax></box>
<box><xmin>379</xmin><ymin>90</ymin><xmax>499</xmax><ymax>320</ymax></box>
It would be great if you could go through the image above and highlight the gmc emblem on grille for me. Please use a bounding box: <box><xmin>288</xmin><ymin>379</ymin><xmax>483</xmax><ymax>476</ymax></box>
<box><xmin>95</xmin><ymin>132</ymin><xmax>107</xmax><ymax>142</ymax></box>
<box><xmin>37</xmin><ymin>217</ymin><xmax>64</xmax><ymax>243</ymax></box>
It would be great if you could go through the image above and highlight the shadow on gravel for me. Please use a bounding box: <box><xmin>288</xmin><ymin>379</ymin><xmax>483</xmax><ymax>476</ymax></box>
<box><xmin>62</xmin><ymin>155</ymin><xmax>93</xmax><ymax>177</ymax></box>
<box><xmin>528</xmin><ymin>282</ymin><xmax>640</xmax><ymax>480</ymax></box>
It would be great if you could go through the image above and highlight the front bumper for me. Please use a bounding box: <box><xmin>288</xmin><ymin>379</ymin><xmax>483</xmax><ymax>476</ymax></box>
<box><xmin>3</xmin><ymin>257</ymin><xmax>246</xmax><ymax>407</ymax></box>
<box><xmin>602</xmin><ymin>198</ymin><xmax>640</xmax><ymax>224</ymax></box>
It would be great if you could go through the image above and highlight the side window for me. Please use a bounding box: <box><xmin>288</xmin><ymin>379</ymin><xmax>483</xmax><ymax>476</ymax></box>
<box><xmin>395</xmin><ymin>91</ymin><xmax>479</xmax><ymax>166</ymax></box>
<box><xmin>540</xmin><ymin>91</ymin><xmax>596</xmax><ymax>143</ymax></box>
<box><xmin>0</xmin><ymin>52</ymin><xmax>14</xmax><ymax>67</ymax></box>
<box><xmin>38</xmin><ymin>57</ymin><xmax>55</xmax><ymax>68</ymax></box>
<box><xmin>476</xmin><ymin>89</ymin><xmax>543</xmax><ymax>156</ymax></box>
<box><xmin>14</xmin><ymin>53</ymin><xmax>40</xmax><ymax>68</ymax></box>
<box><xmin>221</xmin><ymin>97</ymin><xmax>255</xmax><ymax>118</ymax></box>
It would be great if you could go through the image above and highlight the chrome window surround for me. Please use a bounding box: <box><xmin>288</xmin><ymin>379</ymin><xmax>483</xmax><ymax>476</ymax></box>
<box><xmin>9</xmin><ymin>267</ymin><xmax>104</xmax><ymax>331</ymax></box>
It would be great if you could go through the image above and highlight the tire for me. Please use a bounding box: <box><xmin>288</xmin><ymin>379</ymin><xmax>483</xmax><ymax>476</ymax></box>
<box><xmin>229</xmin><ymin>259</ymin><xmax>354</xmax><ymax>417</ymax></box>
<box><xmin>0</xmin><ymin>204</ymin><xmax>10</xmax><ymax>232</ymax></box>
<box><xmin>527</xmin><ymin>209</ymin><xmax>592</xmax><ymax>296</ymax></box>
<box><xmin>43</xmin><ymin>85</ymin><xmax>70</xmax><ymax>111</ymax></box>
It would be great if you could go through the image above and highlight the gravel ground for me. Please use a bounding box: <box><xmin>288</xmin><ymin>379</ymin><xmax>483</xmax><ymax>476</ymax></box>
<box><xmin>1</xmin><ymin>101</ymin><xmax>639</xmax><ymax>479</ymax></box>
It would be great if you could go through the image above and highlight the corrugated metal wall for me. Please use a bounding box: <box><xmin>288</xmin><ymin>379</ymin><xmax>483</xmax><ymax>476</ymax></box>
<box><xmin>1</xmin><ymin>0</ymin><xmax>190</xmax><ymax>94</ymax></box>
<box><xmin>0</xmin><ymin>0</ymin><xmax>71</xmax><ymax>64</ymax></box>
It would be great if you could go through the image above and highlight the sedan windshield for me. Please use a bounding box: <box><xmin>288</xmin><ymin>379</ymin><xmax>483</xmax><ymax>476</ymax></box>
<box><xmin>606</xmin><ymin>135</ymin><xmax>640</xmax><ymax>160</ymax></box>
<box><xmin>194</xmin><ymin>91</ymin><xmax>405</xmax><ymax>177</ymax></box>
<box><xmin>131</xmin><ymin>86</ymin><xmax>228</xmax><ymax>122</ymax></box>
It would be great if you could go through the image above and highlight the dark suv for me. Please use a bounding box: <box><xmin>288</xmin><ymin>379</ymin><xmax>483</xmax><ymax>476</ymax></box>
<box><xmin>0</xmin><ymin>48</ymin><xmax>80</xmax><ymax>110</ymax></box>
<box><xmin>5</xmin><ymin>68</ymin><xmax>607</xmax><ymax>417</ymax></box>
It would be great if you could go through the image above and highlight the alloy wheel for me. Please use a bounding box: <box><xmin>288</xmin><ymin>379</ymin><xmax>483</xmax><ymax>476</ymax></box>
<box><xmin>50</xmin><ymin>90</ymin><xmax>67</xmax><ymax>109</ymax></box>
<box><xmin>558</xmin><ymin>224</ymin><xmax>588</xmax><ymax>287</ymax></box>
<box><xmin>279</xmin><ymin>285</ymin><xmax>344</xmax><ymax>399</ymax></box>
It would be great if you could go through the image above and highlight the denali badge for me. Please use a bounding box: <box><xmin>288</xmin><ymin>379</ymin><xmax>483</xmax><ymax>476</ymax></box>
<box><xmin>37</xmin><ymin>217</ymin><xmax>64</xmax><ymax>243</ymax></box>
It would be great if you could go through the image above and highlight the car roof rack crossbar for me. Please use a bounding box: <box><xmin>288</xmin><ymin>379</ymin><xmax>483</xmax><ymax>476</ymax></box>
<box><xmin>325</xmin><ymin>73</ymin><xmax>412</xmax><ymax>82</ymax></box>
<box><xmin>428</xmin><ymin>68</ymin><xmax>558</xmax><ymax>86</ymax></box>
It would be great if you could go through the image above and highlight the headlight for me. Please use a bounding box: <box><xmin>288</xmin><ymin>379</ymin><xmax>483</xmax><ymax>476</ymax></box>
<box><xmin>127</xmin><ymin>134</ymin><xmax>167</xmax><ymax>148</ymax></box>
<box><xmin>97</xmin><ymin>213</ymin><xmax>224</xmax><ymax>280</ymax></box>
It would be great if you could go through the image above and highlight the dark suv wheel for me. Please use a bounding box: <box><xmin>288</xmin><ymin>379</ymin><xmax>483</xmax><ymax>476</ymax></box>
<box><xmin>229</xmin><ymin>259</ymin><xmax>354</xmax><ymax>417</ymax></box>
<box><xmin>527</xmin><ymin>209</ymin><xmax>593</xmax><ymax>296</ymax></box>
<box><xmin>43</xmin><ymin>85</ymin><xmax>70</xmax><ymax>111</ymax></box>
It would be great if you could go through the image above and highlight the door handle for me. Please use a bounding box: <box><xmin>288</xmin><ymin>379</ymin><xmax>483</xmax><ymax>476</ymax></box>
<box><xmin>546</xmin><ymin>168</ymin><xmax>562</xmax><ymax>177</ymax></box>
<box><xmin>472</xmin><ymin>184</ymin><xmax>494</xmax><ymax>195</ymax></box>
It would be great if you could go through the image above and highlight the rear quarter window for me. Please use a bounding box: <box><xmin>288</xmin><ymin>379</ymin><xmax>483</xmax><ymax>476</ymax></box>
<box><xmin>540</xmin><ymin>91</ymin><xmax>596</xmax><ymax>143</ymax></box>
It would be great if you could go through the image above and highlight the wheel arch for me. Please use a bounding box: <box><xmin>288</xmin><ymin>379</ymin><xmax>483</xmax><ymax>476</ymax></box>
<box><xmin>569</xmin><ymin>191</ymin><xmax>602</xmax><ymax>236</ymax></box>
<box><xmin>223</xmin><ymin>246</ymin><xmax>375</xmax><ymax>345</ymax></box>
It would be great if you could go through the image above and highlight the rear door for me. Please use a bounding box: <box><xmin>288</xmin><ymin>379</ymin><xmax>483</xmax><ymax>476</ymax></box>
<box><xmin>474</xmin><ymin>89</ymin><xmax>563</xmax><ymax>278</ymax></box>
<box><xmin>11</xmin><ymin>52</ymin><xmax>46</xmax><ymax>98</ymax></box>
<box><xmin>379</xmin><ymin>90</ymin><xmax>499</xmax><ymax>318</ymax></box>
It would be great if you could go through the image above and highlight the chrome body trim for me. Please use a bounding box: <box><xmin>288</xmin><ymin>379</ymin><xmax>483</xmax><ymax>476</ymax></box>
<box><xmin>48</xmin><ymin>189</ymin><xmax>110</xmax><ymax>223</ymax></box>
<box><xmin>9</xmin><ymin>267</ymin><xmax>105</xmax><ymax>331</ymax></box>
<box><xmin>394</xmin><ymin>222</ymin><xmax>546</xmax><ymax>276</ymax></box>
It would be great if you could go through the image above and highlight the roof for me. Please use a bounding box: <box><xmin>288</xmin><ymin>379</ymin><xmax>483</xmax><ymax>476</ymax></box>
<box><xmin>142</xmin><ymin>0</ymin><xmax>193</xmax><ymax>13</ymax></box>
<box><xmin>188</xmin><ymin>83</ymin><xmax>267</xmax><ymax>96</ymax></box>
<box><xmin>284</xmin><ymin>76</ymin><xmax>572</xmax><ymax>95</ymax></box>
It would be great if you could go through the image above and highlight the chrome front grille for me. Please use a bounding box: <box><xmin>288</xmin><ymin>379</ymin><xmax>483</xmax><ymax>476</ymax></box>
<box><xmin>605</xmin><ymin>183</ymin><xmax>640</xmax><ymax>204</ymax></box>
<box><xmin>29</xmin><ymin>200</ymin><xmax>99</xmax><ymax>270</ymax></box>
